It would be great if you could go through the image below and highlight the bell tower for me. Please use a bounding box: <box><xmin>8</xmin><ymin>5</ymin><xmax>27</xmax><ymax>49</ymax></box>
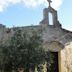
<box><xmin>40</xmin><ymin>0</ymin><xmax>61</xmax><ymax>27</ymax></box>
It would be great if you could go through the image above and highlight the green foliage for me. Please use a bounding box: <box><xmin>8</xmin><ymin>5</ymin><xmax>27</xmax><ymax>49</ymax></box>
<box><xmin>0</xmin><ymin>28</ymin><xmax>47</xmax><ymax>72</ymax></box>
<box><xmin>0</xmin><ymin>28</ymin><xmax>55</xmax><ymax>72</ymax></box>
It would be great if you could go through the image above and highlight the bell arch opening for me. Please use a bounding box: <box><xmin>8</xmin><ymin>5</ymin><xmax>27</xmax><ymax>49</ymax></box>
<box><xmin>48</xmin><ymin>12</ymin><xmax>53</xmax><ymax>25</ymax></box>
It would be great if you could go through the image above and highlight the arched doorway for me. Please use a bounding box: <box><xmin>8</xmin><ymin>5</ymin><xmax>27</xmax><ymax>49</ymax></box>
<box><xmin>44</xmin><ymin>41</ymin><xmax>64</xmax><ymax>72</ymax></box>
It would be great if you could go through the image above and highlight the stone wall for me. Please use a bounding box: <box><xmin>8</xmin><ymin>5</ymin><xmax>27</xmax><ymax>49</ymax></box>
<box><xmin>61</xmin><ymin>42</ymin><xmax>72</xmax><ymax>72</ymax></box>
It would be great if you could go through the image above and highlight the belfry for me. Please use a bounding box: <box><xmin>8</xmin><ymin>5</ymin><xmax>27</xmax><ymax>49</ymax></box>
<box><xmin>40</xmin><ymin>0</ymin><xmax>61</xmax><ymax>27</ymax></box>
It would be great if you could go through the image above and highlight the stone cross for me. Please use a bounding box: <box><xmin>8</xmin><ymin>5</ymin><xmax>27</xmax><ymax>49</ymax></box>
<box><xmin>47</xmin><ymin>0</ymin><xmax>52</xmax><ymax>7</ymax></box>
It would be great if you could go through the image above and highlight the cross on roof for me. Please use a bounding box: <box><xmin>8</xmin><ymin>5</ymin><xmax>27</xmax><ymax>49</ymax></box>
<box><xmin>47</xmin><ymin>0</ymin><xmax>52</xmax><ymax>7</ymax></box>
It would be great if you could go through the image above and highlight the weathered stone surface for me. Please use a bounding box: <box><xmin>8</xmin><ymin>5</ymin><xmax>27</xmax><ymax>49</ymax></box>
<box><xmin>60</xmin><ymin>42</ymin><xmax>72</xmax><ymax>72</ymax></box>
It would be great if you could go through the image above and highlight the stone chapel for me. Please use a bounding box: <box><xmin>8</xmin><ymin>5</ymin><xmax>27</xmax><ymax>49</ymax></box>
<box><xmin>0</xmin><ymin>0</ymin><xmax>72</xmax><ymax>72</ymax></box>
<box><xmin>39</xmin><ymin>0</ymin><xmax>72</xmax><ymax>72</ymax></box>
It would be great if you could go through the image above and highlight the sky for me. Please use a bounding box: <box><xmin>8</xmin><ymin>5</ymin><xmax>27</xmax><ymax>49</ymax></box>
<box><xmin>0</xmin><ymin>0</ymin><xmax>72</xmax><ymax>31</ymax></box>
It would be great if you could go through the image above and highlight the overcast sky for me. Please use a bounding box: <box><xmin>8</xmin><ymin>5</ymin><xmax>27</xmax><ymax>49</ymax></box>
<box><xmin>0</xmin><ymin>0</ymin><xmax>72</xmax><ymax>31</ymax></box>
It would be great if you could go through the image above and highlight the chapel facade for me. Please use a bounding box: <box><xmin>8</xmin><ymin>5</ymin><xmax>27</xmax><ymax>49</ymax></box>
<box><xmin>39</xmin><ymin>0</ymin><xmax>72</xmax><ymax>72</ymax></box>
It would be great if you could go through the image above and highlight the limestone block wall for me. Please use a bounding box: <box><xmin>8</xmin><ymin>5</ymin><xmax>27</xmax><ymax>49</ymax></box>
<box><xmin>61</xmin><ymin>42</ymin><xmax>72</xmax><ymax>72</ymax></box>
